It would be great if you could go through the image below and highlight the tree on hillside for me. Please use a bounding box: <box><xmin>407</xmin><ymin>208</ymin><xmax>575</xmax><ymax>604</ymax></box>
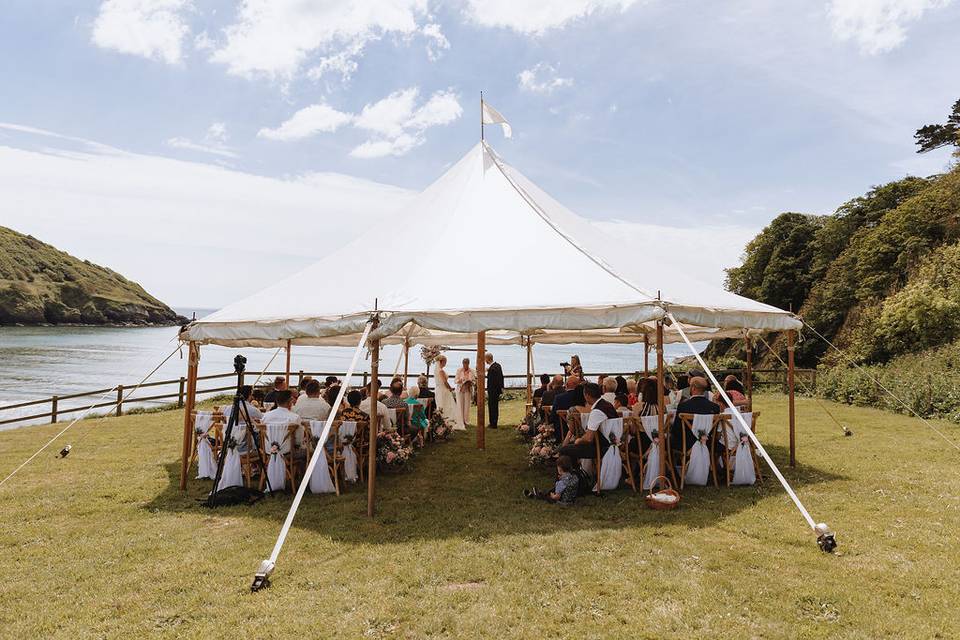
<box><xmin>915</xmin><ymin>99</ymin><xmax>960</xmax><ymax>154</ymax></box>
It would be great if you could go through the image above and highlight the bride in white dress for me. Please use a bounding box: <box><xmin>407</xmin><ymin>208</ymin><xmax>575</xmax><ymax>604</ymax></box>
<box><xmin>434</xmin><ymin>355</ymin><xmax>466</xmax><ymax>430</ymax></box>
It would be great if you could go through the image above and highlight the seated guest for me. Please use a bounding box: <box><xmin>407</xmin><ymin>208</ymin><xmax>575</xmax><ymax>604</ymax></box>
<box><xmin>540</xmin><ymin>375</ymin><xmax>563</xmax><ymax>407</ymax></box>
<box><xmin>601</xmin><ymin>376</ymin><xmax>618</xmax><ymax>404</ymax></box>
<box><xmin>324</xmin><ymin>384</ymin><xmax>341</xmax><ymax>407</ymax></box>
<box><xmin>634</xmin><ymin>378</ymin><xmax>662</xmax><ymax>417</ymax></box>
<box><xmin>675</xmin><ymin>375</ymin><xmax>689</xmax><ymax>403</ymax></box>
<box><xmin>383</xmin><ymin>378</ymin><xmax>406</xmax><ymax>409</ymax></box>
<box><xmin>362</xmin><ymin>383</ymin><xmax>391</xmax><ymax>428</ymax></box>
<box><xmin>524</xmin><ymin>455</ymin><xmax>579</xmax><ymax>505</ymax></box>
<box><xmin>297</xmin><ymin>376</ymin><xmax>313</xmax><ymax>396</ymax></box>
<box><xmin>681</xmin><ymin>370</ymin><xmax>706</xmax><ymax>401</ymax></box>
<box><xmin>665</xmin><ymin>375</ymin><xmax>681</xmax><ymax>408</ymax></box>
<box><xmin>671</xmin><ymin>376</ymin><xmax>720</xmax><ymax>454</ymax></box>
<box><xmin>551</xmin><ymin>376</ymin><xmax>584</xmax><ymax>441</ymax></box>
<box><xmin>338</xmin><ymin>390</ymin><xmax>369</xmax><ymax>423</ymax></box>
<box><xmin>615</xmin><ymin>375</ymin><xmax>628</xmax><ymax>396</ymax></box>
<box><xmin>324</xmin><ymin>376</ymin><xmax>339</xmax><ymax>389</ymax></box>
<box><xmin>223</xmin><ymin>385</ymin><xmax>262</xmax><ymax>425</ymax></box>
<box><xmin>262</xmin><ymin>390</ymin><xmax>302</xmax><ymax>452</ymax></box>
<box><xmin>626</xmin><ymin>379</ymin><xmax>639</xmax><ymax>407</ymax></box>
<box><xmin>534</xmin><ymin>374</ymin><xmax>550</xmax><ymax>402</ymax></box>
<box><xmin>559</xmin><ymin>382</ymin><xmax>618</xmax><ymax>469</ymax></box>
<box><xmin>597</xmin><ymin>374</ymin><xmax>607</xmax><ymax>388</ymax></box>
<box><xmin>614</xmin><ymin>393</ymin><xmax>630</xmax><ymax>413</ymax></box>
<box><xmin>416</xmin><ymin>374</ymin><xmax>435</xmax><ymax>418</ymax></box>
<box><xmin>405</xmin><ymin>385</ymin><xmax>427</xmax><ymax>446</ymax></box>
<box><xmin>723</xmin><ymin>375</ymin><xmax>748</xmax><ymax>407</ymax></box>
<box><xmin>263</xmin><ymin>376</ymin><xmax>287</xmax><ymax>405</ymax></box>
<box><xmin>293</xmin><ymin>379</ymin><xmax>331</xmax><ymax>421</ymax></box>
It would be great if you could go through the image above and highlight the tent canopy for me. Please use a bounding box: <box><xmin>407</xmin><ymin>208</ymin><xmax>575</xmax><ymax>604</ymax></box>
<box><xmin>180</xmin><ymin>142</ymin><xmax>799</xmax><ymax>347</ymax></box>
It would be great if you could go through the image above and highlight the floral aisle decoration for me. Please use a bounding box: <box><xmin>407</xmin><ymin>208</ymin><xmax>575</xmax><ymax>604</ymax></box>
<box><xmin>528</xmin><ymin>424</ymin><xmax>559</xmax><ymax>467</ymax></box>
<box><xmin>515</xmin><ymin>411</ymin><xmax>537</xmax><ymax>440</ymax></box>
<box><xmin>429</xmin><ymin>409</ymin><xmax>453</xmax><ymax>441</ymax></box>
<box><xmin>377</xmin><ymin>429</ymin><xmax>413</xmax><ymax>472</ymax></box>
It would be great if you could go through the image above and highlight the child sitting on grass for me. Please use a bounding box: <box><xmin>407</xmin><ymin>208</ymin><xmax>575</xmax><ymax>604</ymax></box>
<box><xmin>524</xmin><ymin>455</ymin><xmax>579</xmax><ymax>506</ymax></box>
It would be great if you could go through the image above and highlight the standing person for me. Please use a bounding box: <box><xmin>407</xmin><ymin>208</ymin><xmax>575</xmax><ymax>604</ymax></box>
<box><xmin>455</xmin><ymin>358</ymin><xmax>475</xmax><ymax>426</ymax></box>
<box><xmin>433</xmin><ymin>355</ymin><xmax>466</xmax><ymax>430</ymax></box>
<box><xmin>485</xmin><ymin>352</ymin><xmax>504</xmax><ymax>429</ymax></box>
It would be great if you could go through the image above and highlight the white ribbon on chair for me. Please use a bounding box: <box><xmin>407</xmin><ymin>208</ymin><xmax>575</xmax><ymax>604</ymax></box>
<box><xmin>387</xmin><ymin>408</ymin><xmax>397</xmax><ymax>429</ymax></box>
<box><xmin>264</xmin><ymin>421</ymin><xmax>290</xmax><ymax>493</ymax></box>
<box><xmin>194</xmin><ymin>412</ymin><xmax>216</xmax><ymax>480</ymax></box>
<box><xmin>216</xmin><ymin>421</ymin><xmax>245</xmax><ymax>491</ymax></box>
<box><xmin>338</xmin><ymin>421</ymin><xmax>359</xmax><ymax>482</ymax></box>
<box><xmin>684</xmin><ymin>414</ymin><xmax>714</xmax><ymax>486</ymax></box>
<box><xmin>641</xmin><ymin>415</ymin><xmax>661</xmax><ymax>491</ymax></box>
<box><xmin>730</xmin><ymin>411</ymin><xmax>756</xmax><ymax>486</ymax></box>
<box><xmin>597</xmin><ymin>418</ymin><xmax>623</xmax><ymax>491</ymax></box>
<box><xmin>307</xmin><ymin>420</ymin><xmax>335</xmax><ymax>494</ymax></box>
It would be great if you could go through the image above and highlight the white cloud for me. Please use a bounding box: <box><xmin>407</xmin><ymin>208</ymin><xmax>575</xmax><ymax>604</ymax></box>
<box><xmin>165</xmin><ymin>136</ymin><xmax>237</xmax><ymax>158</ymax></box>
<box><xmin>306</xmin><ymin>39</ymin><xmax>367</xmax><ymax>82</ymax></box>
<box><xmin>259</xmin><ymin>88</ymin><xmax>462</xmax><ymax>158</ymax></box>
<box><xmin>257</xmin><ymin>104</ymin><xmax>354</xmax><ymax>141</ymax></box>
<box><xmin>463</xmin><ymin>0</ymin><xmax>637</xmax><ymax>35</ymax></box>
<box><xmin>518</xmin><ymin>62</ymin><xmax>574</xmax><ymax>94</ymax></box>
<box><xmin>206</xmin><ymin>122</ymin><xmax>228</xmax><ymax>143</ymax></box>
<box><xmin>422</xmin><ymin>22</ymin><xmax>450</xmax><ymax>61</ymax></box>
<box><xmin>827</xmin><ymin>0</ymin><xmax>953</xmax><ymax>55</ymax></box>
<box><xmin>91</xmin><ymin>0</ymin><xmax>191</xmax><ymax>64</ymax></box>
<box><xmin>209</xmin><ymin>0</ymin><xmax>429</xmax><ymax>79</ymax></box>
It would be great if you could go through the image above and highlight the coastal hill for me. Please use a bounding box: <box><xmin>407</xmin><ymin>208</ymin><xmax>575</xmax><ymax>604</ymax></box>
<box><xmin>0</xmin><ymin>226</ymin><xmax>185</xmax><ymax>326</ymax></box>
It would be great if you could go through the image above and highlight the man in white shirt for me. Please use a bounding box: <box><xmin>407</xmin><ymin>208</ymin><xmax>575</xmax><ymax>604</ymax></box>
<box><xmin>261</xmin><ymin>390</ymin><xmax>302</xmax><ymax>453</ymax></box>
<box><xmin>559</xmin><ymin>382</ymin><xmax>617</xmax><ymax>462</ymax></box>
<box><xmin>294</xmin><ymin>379</ymin><xmax>331</xmax><ymax>422</ymax></box>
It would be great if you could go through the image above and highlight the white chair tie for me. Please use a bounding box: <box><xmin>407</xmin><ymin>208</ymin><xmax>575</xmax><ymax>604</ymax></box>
<box><xmin>684</xmin><ymin>414</ymin><xmax>714</xmax><ymax>486</ymax></box>
<box><xmin>729</xmin><ymin>411</ymin><xmax>756</xmax><ymax>485</ymax></box>
<box><xmin>194</xmin><ymin>412</ymin><xmax>216</xmax><ymax>480</ymax></box>
<box><xmin>263</xmin><ymin>421</ymin><xmax>291</xmax><ymax>493</ymax></box>
<box><xmin>641</xmin><ymin>415</ymin><xmax>661</xmax><ymax>491</ymax></box>
<box><xmin>338</xmin><ymin>421</ymin><xmax>359</xmax><ymax>482</ymax></box>
<box><xmin>597</xmin><ymin>418</ymin><xmax>623</xmax><ymax>491</ymax></box>
<box><xmin>387</xmin><ymin>408</ymin><xmax>397</xmax><ymax>428</ymax></box>
<box><xmin>306</xmin><ymin>420</ymin><xmax>335</xmax><ymax>494</ymax></box>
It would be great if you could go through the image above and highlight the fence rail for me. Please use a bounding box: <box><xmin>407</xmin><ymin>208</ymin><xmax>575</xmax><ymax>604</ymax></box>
<box><xmin>0</xmin><ymin>367</ymin><xmax>816</xmax><ymax>429</ymax></box>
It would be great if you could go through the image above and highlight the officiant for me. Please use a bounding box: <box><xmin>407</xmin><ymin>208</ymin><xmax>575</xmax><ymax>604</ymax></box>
<box><xmin>455</xmin><ymin>357</ymin><xmax>475</xmax><ymax>426</ymax></box>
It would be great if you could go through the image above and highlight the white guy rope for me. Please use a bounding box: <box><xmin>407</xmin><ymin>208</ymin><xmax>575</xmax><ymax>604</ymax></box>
<box><xmin>0</xmin><ymin>344</ymin><xmax>183</xmax><ymax>489</ymax></box>
<box><xmin>668</xmin><ymin>314</ymin><xmax>818</xmax><ymax>531</ymax></box>
<box><xmin>250</xmin><ymin>347</ymin><xmax>283</xmax><ymax>388</ymax></box>
<box><xmin>801</xmin><ymin>320</ymin><xmax>960</xmax><ymax>453</ymax></box>
<box><xmin>263</xmin><ymin>321</ymin><xmax>373</xmax><ymax>569</ymax></box>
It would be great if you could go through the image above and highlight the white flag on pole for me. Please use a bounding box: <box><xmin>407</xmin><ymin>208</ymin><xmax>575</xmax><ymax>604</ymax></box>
<box><xmin>481</xmin><ymin>101</ymin><xmax>512</xmax><ymax>139</ymax></box>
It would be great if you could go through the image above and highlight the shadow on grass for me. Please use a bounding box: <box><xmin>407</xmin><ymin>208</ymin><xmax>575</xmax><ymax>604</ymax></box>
<box><xmin>144</xmin><ymin>426</ymin><xmax>847</xmax><ymax>546</ymax></box>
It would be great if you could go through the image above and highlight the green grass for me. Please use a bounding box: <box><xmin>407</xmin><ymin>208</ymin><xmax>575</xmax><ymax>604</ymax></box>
<box><xmin>0</xmin><ymin>394</ymin><xmax>957</xmax><ymax>639</ymax></box>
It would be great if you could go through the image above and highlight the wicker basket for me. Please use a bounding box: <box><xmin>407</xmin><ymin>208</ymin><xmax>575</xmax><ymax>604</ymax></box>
<box><xmin>645</xmin><ymin>475</ymin><xmax>681</xmax><ymax>511</ymax></box>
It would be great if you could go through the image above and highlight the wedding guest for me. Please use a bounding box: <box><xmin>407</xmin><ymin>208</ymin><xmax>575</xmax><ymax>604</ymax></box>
<box><xmin>671</xmin><ymin>376</ymin><xmax>720</xmax><ymax>454</ymax></box>
<box><xmin>263</xmin><ymin>376</ymin><xmax>287</xmax><ymax>405</ymax></box>
<box><xmin>324</xmin><ymin>385</ymin><xmax>341</xmax><ymax>407</ymax></box>
<box><xmin>339</xmin><ymin>390</ymin><xmax>369</xmax><ymax>422</ymax></box>
<box><xmin>626</xmin><ymin>379</ymin><xmax>639</xmax><ymax>407</ymax></box>
<box><xmin>455</xmin><ymin>357</ymin><xmax>475</xmax><ymax>425</ymax></box>
<box><xmin>614</xmin><ymin>393</ymin><xmax>630</xmax><ymax>413</ymax></box>
<box><xmin>601</xmin><ymin>376</ymin><xmax>618</xmax><ymax>404</ymax></box>
<box><xmin>634</xmin><ymin>379</ymin><xmax>662</xmax><ymax>417</ymax></box>
<box><xmin>615</xmin><ymin>375</ymin><xmax>628</xmax><ymax>396</ymax></box>
<box><xmin>524</xmin><ymin>455</ymin><xmax>579</xmax><ymax>505</ymax></box>
<box><xmin>551</xmin><ymin>377</ymin><xmax>583</xmax><ymax>441</ymax></box>
<box><xmin>541</xmin><ymin>375</ymin><xmax>563</xmax><ymax>408</ymax></box>
<box><xmin>534</xmin><ymin>374</ymin><xmax>550</xmax><ymax>402</ymax></box>
<box><xmin>723</xmin><ymin>375</ymin><xmax>748</xmax><ymax>407</ymax></box>
<box><xmin>405</xmin><ymin>385</ymin><xmax>427</xmax><ymax>445</ymax></box>
<box><xmin>297</xmin><ymin>376</ymin><xmax>313</xmax><ymax>396</ymax></box>
<box><xmin>566</xmin><ymin>354</ymin><xmax>583</xmax><ymax>378</ymax></box>
<box><xmin>293</xmin><ymin>379</ymin><xmax>331</xmax><ymax>421</ymax></box>
<box><xmin>324</xmin><ymin>376</ymin><xmax>339</xmax><ymax>388</ymax></box>
<box><xmin>223</xmin><ymin>385</ymin><xmax>262</xmax><ymax>426</ymax></box>
<box><xmin>262</xmin><ymin>390</ymin><xmax>301</xmax><ymax>452</ymax></box>
<box><xmin>383</xmin><ymin>378</ymin><xmax>406</xmax><ymax>409</ymax></box>
<box><xmin>559</xmin><ymin>382</ymin><xmax>618</xmax><ymax>465</ymax></box>
<box><xmin>417</xmin><ymin>374</ymin><xmax>435</xmax><ymax>418</ymax></box>
<box><xmin>665</xmin><ymin>375</ymin><xmax>681</xmax><ymax>408</ymax></box>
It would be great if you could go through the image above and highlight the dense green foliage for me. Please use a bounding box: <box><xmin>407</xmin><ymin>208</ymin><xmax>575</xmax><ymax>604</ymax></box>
<box><xmin>0</xmin><ymin>226</ymin><xmax>182</xmax><ymax>325</ymax></box>
<box><xmin>914</xmin><ymin>98</ymin><xmax>960</xmax><ymax>154</ymax></box>
<box><xmin>724</xmin><ymin>166</ymin><xmax>960</xmax><ymax>366</ymax></box>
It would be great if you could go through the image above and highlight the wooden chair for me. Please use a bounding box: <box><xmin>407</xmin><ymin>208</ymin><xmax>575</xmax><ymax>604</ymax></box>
<box><xmin>188</xmin><ymin>408</ymin><xmax>222</xmax><ymax>477</ymax></box>
<box><xmin>593</xmin><ymin>417</ymin><xmax>625</xmax><ymax>495</ymax></box>
<box><xmin>255</xmin><ymin>420</ymin><xmax>297</xmax><ymax>493</ymax></box>
<box><xmin>620</xmin><ymin>416</ymin><xmax>642</xmax><ymax>492</ymax></box>
<box><xmin>393</xmin><ymin>405</ymin><xmax>409</xmax><ymax>437</ymax></box>
<box><xmin>676</xmin><ymin>413</ymin><xmax>721</xmax><ymax>489</ymax></box>
<box><xmin>353</xmin><ymin>420</ymin><xmax>371</xmax><ymax>483</ymax></box>
<box><xmin>303</xmin><ymin>419</ymin><xmax>342</xmax><ymax>495</ymax></box>
<box><xmin>717</xmin><ymin>411</ymin><xmax>763</xmax><ymax>486</ymax></box>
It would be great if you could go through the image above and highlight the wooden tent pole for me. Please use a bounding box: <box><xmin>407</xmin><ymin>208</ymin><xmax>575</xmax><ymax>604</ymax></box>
<box><xmin>643</xmin><ymin>335</ymin><xmax>650</xmax><ymax>378</ymax></box>
<box><xmin>745</xmin><ymin>335</ymin><xmax>754</xmax><ymax>410</ymax></box>
<box><xmin>525</xmin><ymin>337</ymin><xmax>533</xmax><ymax>405</ymax></box>
<box><xmin>284</xmin><ymin>339</ymin><xmax>292</xmax><ymax>387</ymax></box>
<box><xmin>403</xmin><ymin>340</ymin><xmax>410</xmax><ymax>386</ymax></box>
<box><xmin>787</xmin><ymin>329</ymin><xmax>796</xmax><ymax>467</ymax></box>
<box><xmin>178</xmin><ymin>341</ymin><xmax>200</xmax><ymax>491</ymax></box>
<box><xmin>656</xmin><ymin>322</ymin><xmax>667</xmax><ymax>481</ymax></box>
<box><xmin>367</xmin><ymin>333</ymin><xmax>381</xmax><ymax>517</ymax></box>
<box><xmin>476</xmin><ymin>331</ymin><xmax>486</xmax><ymax>448</ymax></box>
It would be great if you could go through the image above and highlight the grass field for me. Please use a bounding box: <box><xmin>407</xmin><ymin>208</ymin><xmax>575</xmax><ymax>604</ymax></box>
<box><xmin>0</xmin><ymin>394</ymin><xmax>957</xmax><ymax>639</ymax></box>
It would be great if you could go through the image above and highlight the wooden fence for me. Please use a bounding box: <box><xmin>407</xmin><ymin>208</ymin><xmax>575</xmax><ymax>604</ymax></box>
<box><xmin>0</xmin><ymin>367</ymin><xmax>816</xmax><ymax>429</ymax></box>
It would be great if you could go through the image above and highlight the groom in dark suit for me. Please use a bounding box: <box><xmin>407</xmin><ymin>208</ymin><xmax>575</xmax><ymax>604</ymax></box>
<box><xmin>485</xmin><ymin>352</ymin><xmax>504</xmax><ymax>429</ymax></box>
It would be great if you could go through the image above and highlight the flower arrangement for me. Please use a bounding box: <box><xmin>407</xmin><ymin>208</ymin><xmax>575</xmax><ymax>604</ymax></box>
<box><xmin>516</xmin><ymin>411</ymin><xmax>537</xmax><ymax>440</ymax></box>
<box><xmin>528</xmin><ymin>424</ymin><xmax>559</xmax><ymax>466</ymax></box>
<box><xmin>420</xmin><ymin>345</ymin><xmax>444</xmax><ymax>368</ymax></box>
<box><xmin>429</xmin><ymin>409</ymin><xmax>453</xmax><ymax>441</ymax></box>
<box><xmin>377</xmin><ymin>429</ymin><xmax>413</xmax><ymax>471</ymax></box>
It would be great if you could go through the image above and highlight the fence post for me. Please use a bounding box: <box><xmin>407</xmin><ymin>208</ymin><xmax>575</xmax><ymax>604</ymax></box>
<box><xmin>178</xmin><ymin>377</ymin><xmax>186</xmax><ymax>408</ymax></box>
<box><xmin>298</xmin><ymin>370</ymin><xmax>304</xmax><ymax>388</ymax></box>
<box><xmin>363</xmin><ymin>371</ymin><xmax>369</xmax><ymax>388</ymax></box>
<box><xmin>51</xmin><ymin>396</ymin><xmax>58</xmax><ymax>424</ymax></box>
<box><xmin>116</xmin><ymin>385</ymin><xmax>124</xmax><ymax>417</ymax></box>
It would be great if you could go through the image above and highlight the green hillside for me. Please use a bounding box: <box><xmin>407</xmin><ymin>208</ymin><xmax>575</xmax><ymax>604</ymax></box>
<box><xmin>0</xmin><ymin>226</ymin><xmax>184</xmax><ymax>325</ymax></box>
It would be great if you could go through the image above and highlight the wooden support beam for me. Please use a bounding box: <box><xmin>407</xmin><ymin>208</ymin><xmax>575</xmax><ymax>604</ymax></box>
<box><xmin>285</xmin><ymin>339</ymin><xmax>292</xmax><ymax>387</ymax></box>
<box><xmin>367</xmin><ymin>333</ymin><xmax>380</xmax><ymax>517</ymax></box>
<box><xmin>644</xmin><ymin>334</ymin><xmax>650</xmax><ymax>378</ymax></box>
<box><xmin>403</xmin><ymin>340</ymin><xmax>410</xmax><ymax>386</ymax></box>
<box><xmin>525</xmin><ymin>337</ymin><xmax>533</xmax><ymax>405</ymax></box>
<box><xmin>178</xmin><ymin>341</ymin><xmax>200</xmax><ymax>491</ymax></box>
<box><xmin>745</xmin><ymin>336</ymin><xmax>754</xmax><ymax>410</ymax></box>
<box><xmin>476</xmin><ymin>331</ymin><xmax>486</xmax><ymax>448</ymax></box>
<box><xmin>787</xmin><ymin>329</ymin><xmax>796</xmax><ymax>467</ymax></box>
<box><xmin>656</xmin><ymin>322</ymin><xmax>667</xmax><ymax>482</ymax></box>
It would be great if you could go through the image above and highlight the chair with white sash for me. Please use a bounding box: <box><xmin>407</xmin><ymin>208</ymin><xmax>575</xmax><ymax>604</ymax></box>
<box><xmin>640</xmin><ymin>415</ymin><xmax>666</xmax><ymax>491</ymax></box>
<box><xmin>305</xmin><ymin>419</ymin><xmax>337</xmax><ymax>494</ymax></box>
<box><xmin>191</xmin><ymin>410</ymin><xmax>218</xmax><ymax>480</ymax></box>
<box><xmin>257</xmin><ymin>419</ymin><xmax>296</xmax><ymax>494</ymax></box>
<box><xmin>719</xmin><ymin>410</ymin><xmax>762</xmax><ymax>486</ymax></box>
<box><xmin>678</xmin><ymin>413</ymin><xmax>720</xmax><ymax>488</ymax></box>
<box><xmin>594</xmin><ymin>417</ymin><xmax>624</xmax><ymax>493</ymax></box>
<box><xmin>337</xmin><ymin>421</ymin><xmax>360</xmax><ymax>483</ymax></box>
<box><xmin>213</xmin><ymin>415</ymin><xmax>247</xmax><ymax>492</ymax></box>
<box><xmin>620</xmin><ymin>416</ymin><xmax>642</xmax><ymax>492</ymax></box>
<box><xmin>386</xmin><ymin>408</ymin><xmax>397</xmax><ymax>431</ymax></box>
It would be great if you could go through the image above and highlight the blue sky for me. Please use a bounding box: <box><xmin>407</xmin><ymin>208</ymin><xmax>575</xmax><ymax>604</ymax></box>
<box><xmin>1</xmin><ymin>1</ymin><xmax>959</xmax><ymax>305</ymax></box>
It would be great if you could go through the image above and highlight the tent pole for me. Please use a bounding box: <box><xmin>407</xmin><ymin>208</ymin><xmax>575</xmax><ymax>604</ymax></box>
<box><xmin>403</xmin><ymin>340</ymin><xmax>410</xmax><ymax>386</ymax></box>
<box><xmin>367</xmin><ymin>333</ymin><xmax>381</xmax><ymax>517</ymax></box>
<box><xmin>525</xmin><ymin>337</ymin><xmax>533</xmax><ymax>405</ymax></box>
<box><xmin>643</xmin><ymin>335</ymin><xmax>650</xmax><ymax>378</ymax></box>
<box><xmin>284</xmin><ymin>339</ymin><xmax>291</xmax><ymax>387</ymax></box>
<box><xmin>178</xmin><ymin>341</ymin><xmax>200</xmax><ymax>491</ymax></box>
<box><xmin>745</xmin><ymin>335</ymin><xmax>754</xmax><ymax>410</ymax></box>
<box><xmin>655</xmin><ymin>322</ymin><xmax>667</xmax><ymax>482</ymax></box>
<box><xmin>476</xmin><ymin>331</ymin><xmax>486</xmax><ymax>447</ymax></box>
<box><xmin>787</xmin><ymin>329</ymin><xmax>796</xmax><ymax>467</ymax></box>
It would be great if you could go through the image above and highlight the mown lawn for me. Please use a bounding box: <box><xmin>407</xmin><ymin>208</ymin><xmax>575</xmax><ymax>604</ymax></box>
<box><xmin>0</xmin><ymin>393</ymin><xmax>957</xmax><ymax>639</ymax></box>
